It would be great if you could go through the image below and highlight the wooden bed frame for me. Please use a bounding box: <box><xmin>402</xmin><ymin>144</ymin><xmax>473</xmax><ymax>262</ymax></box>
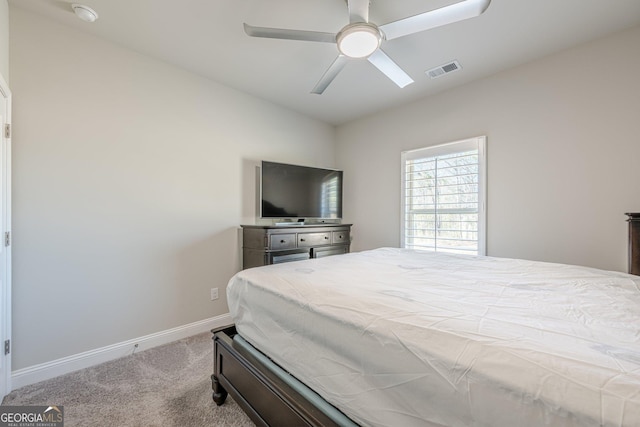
<box><xmin>627</xmin><ymin>212</ymin><xmax>640</xmax><ymax>275</ymax></box>
<box><xmin>211</xmin><ymin>326</ymin><xmax>353</xmax><ymax>427</ymax></box>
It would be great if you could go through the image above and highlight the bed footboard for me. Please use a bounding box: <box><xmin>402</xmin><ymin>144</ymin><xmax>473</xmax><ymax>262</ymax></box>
<box><xmin>211</xmin><ymin>326</ymin><xmax>355</xmax><ymax>427</ymax></box>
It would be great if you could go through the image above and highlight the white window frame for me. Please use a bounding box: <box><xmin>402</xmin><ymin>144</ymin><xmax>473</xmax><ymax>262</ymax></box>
<box><xmin>401</xmin><ymin>136</ymin><xmax>487</xmax><ymax>255</ymax></box>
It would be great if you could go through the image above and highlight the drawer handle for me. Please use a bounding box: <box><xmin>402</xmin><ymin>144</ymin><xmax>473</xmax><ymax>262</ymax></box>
<box><xmin>280</xmin><ymin>240</ymin><xmax>286</xmax><ymax>243</ymax></box>
<box><xmin>324</xmin><ymin>236</ymin><xmax>329</xmax><ymax>240</ymax></box>
<box><xmin>300</xmin><ymin>238</ymin><xmax>306</xmax><ymax>242</ymax></box>
<box><xmin>338</xmin><ymin>235</ymin><xmax>343</xmax><ymax>239</ymax></box>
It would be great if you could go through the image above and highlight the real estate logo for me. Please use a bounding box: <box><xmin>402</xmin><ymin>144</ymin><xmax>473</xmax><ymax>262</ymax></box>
<box><xmin>0</xmin><ymin>406</ymin><xmax>64</xmax><ymax>427</ymax></box>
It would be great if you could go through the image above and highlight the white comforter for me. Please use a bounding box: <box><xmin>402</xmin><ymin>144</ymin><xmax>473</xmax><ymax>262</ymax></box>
<box><xmin>227</xmin><ymin>248</ymin><xmax>640</xmax><ymax>427</ymax></box>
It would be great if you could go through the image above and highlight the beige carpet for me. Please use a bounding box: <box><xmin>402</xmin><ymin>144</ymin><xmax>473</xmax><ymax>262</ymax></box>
<box><xmin>1</xmin><ymin>332</ymin><xmax>255</xmax><ymax>427</ymax></box>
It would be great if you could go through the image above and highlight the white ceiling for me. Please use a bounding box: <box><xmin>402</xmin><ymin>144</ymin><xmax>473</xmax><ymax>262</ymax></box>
<box><xmin>9</xmin><ymin>0</ymin><xmax>640</xmax><ymax>125</ymax></box>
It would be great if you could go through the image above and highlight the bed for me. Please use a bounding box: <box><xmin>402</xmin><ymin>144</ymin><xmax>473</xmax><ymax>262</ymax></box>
<box><xmin>212</xmin><ymin>248</ymin><xmax>640</xmax><ymax>426</ymax></box>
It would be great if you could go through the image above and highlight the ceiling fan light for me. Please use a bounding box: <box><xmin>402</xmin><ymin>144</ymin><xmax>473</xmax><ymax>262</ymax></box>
<box><xmin>337</xmin><ymin>24</ymin><xmax>381</xmax><ymax>58</ymax></box>
<box><xmin>72</xmin><ymin>4</ymin><xmax>99</xmax><ymax>23</ymax></box>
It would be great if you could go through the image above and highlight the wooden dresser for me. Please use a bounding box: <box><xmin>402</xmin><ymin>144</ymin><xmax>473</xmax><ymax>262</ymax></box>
<box><xmin>241</xmin><ymin>224</ymin><xmax>352</xmax><ymax>269</ymax></box>
<box><xmin>626</xmin><ymin>213</ymin><xmax>640</xmax><ymax>275</ymax></box>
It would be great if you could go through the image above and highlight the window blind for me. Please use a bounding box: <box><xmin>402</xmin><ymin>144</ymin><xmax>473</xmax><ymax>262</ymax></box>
<box><xmin>401</xmin><ymin>137</ymin><xmax>486</xmax><ymax>255</ymax></box>
<box><xmin>320</xmin><ymin>174</ymin><xmax>340</xmax><ymax>218</ymax></box>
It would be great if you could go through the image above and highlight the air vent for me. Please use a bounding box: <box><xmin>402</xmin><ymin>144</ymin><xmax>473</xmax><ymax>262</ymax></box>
<box><xmin>426</xmin><ymin>60</ymin><xmax>462</xmax><ymax>79</ymax></box>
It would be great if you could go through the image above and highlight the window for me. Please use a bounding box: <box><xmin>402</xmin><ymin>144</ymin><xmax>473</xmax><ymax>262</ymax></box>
<box><xmin>320</xmin><ymin>172</ymin><xmax>340</xmax><ymax>218</ymax></box>
<box><xmin>401</xmin><ymin>136</ymin><xmax>486</xmax><ymax>255</ymax></box>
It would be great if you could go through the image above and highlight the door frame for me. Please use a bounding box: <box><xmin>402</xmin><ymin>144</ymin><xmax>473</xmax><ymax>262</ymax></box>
<box><xmin>0</xmin><ymin>71</ymin><xmax>12</xmax><ymax>399</ymax></box>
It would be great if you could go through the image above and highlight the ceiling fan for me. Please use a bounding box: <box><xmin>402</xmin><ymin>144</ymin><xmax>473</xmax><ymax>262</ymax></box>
<box><xmin>244</xmin><ymin>0</ymin><xmax>491</xmax><ymax>94</ymax></box>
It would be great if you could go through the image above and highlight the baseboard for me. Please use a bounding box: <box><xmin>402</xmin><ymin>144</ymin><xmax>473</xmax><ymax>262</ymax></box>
<box><xmin>10</xmin><ymin>313</ymin><xmax>233</xmax><ymax>391</ymax></box>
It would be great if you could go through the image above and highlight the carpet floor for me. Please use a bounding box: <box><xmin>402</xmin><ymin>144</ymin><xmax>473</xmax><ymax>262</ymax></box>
<box><xmin>1</xmin><ymin>332</ymin><xmax>255</xmax><ymax>426</ymax></box>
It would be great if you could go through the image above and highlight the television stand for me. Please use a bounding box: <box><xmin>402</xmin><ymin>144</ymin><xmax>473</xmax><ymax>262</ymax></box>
<box><xmin>240</xmin><ymin>224</ymin><xmax>352</xmax><ymax>269</ymax></box>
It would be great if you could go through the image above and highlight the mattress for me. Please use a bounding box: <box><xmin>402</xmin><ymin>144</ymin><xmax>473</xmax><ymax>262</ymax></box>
<box><xmin>227</xmin><ymin>248</ymin><xmax>640</xmax><ymax>427</ymax></box>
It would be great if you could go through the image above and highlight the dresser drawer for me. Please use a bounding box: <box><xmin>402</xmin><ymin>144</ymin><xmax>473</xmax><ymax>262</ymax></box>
<box><xmin>313</xmin><ymin>246</ymin><xmax>348</xmax><ymax>258</ymax></box>
<box><xmin>271</xmin><ymin>251</ymin><xmax>310</xmax><ymax>264</ymax></box>
<box><xmin>297</xmin><ymin>232</ymin><xmax>331</xmax><ymax>247</ymax></box>
<box><xmin>269</xmin><ymin>234</ymin><xmax>296</xmax><ymax>250</ymax></box>
<box><xmin>332</xmin><ymin>230</ymin><xmax>350</xmax><ymax>245</ymax></box>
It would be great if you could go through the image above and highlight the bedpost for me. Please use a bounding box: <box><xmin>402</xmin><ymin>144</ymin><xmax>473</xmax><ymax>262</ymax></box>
<box><xmin>211</xmin><ymin>327</ymin><xmax>232</xmax><ymax>406</ymax></box>
<box><xmin>626</xmin><ymin>213</ymin><xmax>640</xmax><ymax>275</ymax></box>
<box><xmin>211</xmin><ymin>374</ymin><xmax>228</xmax><ymax>406</ymax></box>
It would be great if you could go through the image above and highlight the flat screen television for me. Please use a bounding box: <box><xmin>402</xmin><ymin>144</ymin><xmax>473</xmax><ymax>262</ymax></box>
<box><xmin>260</xmin><ymin>161</ymin><xmax>343</xmax><ymax>220</ymax></box>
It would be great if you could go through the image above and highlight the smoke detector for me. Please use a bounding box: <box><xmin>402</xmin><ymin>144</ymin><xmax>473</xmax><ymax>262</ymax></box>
<box><xmin>72</xmin><ymin>4</ymin><xmax>98</xmax><ymax>23</ymax></box>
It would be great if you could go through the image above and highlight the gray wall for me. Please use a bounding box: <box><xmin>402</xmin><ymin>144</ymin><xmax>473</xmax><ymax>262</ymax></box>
<box><xmin>337</xmin><ymin>25</ymin><xmax>640</xmax><ymax>272</ymax></box>
<box><xmin>9</xmin><ymin>7</ymin><xmax>336</xmax><ymax>370</ymax></box>
<box><xmin>0</xmin><ymin>0</ymin><xmax>7</xmax><ymax>80</ymax></box>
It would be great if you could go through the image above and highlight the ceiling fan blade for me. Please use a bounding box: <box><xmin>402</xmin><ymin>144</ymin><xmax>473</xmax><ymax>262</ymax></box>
<box><xmin>311</xmin><ymin>55</ymin><xmax>349</xmax><ymax>94</ymax></box>
<box><xmin>244</xmin><ymin>23</ymin><xmax>336</xmax><ymax>43</ymax></box>
<box><xmin>367</xmin><ymin>49</ymin><xmax>414</xmax><ymax>88</ymax></box>
<box><xmin>379</xmin><ymin>0</ymin><xmax>491</xmax><ymax>41</ymax></box>
<box><xmin>348</xmin><ymin>0</ymin><xmax>370</xmax><ymax>23</ymax></box>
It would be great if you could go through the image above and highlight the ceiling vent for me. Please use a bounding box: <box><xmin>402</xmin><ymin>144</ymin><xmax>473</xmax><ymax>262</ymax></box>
<box><xmin>426</xmin><ymin>60</ymin><xmax>462</xmax><ymax>79</ymax></box>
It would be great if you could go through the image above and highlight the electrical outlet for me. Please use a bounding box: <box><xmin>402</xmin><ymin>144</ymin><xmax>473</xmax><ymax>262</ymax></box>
<box><xmin>210</xmin><ymin>288</ymin><xmax>219</xmax><ymax>301</ymax></box>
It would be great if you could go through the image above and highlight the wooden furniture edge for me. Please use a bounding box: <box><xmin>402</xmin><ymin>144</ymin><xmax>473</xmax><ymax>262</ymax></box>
<box><xmin>626</xmin><ymin>213</ymin><xmax>640</xmax><ymax>275</ymax></box>
<box><xmin>211</xmin><ymin>326</ymin><xmax>349</xmax><ymax>427</ymax></box>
